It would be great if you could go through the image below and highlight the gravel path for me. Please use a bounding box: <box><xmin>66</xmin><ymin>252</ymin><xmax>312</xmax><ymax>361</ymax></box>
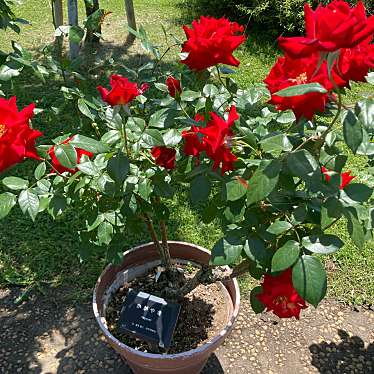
<box><xmin>0</xmin><ymin>287</ymin><xmax>373</xmax><ymax>373</ymax></box>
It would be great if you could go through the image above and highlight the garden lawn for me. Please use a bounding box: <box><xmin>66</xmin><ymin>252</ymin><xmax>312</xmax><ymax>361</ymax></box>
<box><xmin>0</xmin><ymin>0</ymin><xmax>373</xmax><ymax>306</ymax></box>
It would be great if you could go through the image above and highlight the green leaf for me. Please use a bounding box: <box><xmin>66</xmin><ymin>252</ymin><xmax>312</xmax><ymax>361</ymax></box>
<box><xmin>246</xmin><ymin>159</ymin><xmax>281</xmax><ymax>206</ymax></box>
<box><xmin>276</xmin><ymin>111</ymin><xmax>296</xmax><ymax>124</ymax></box>
<box><xmin>0</xmin><ymin>65</ymin><xmax>21</xmax><ymax>81</ymax></box>
<box><xmin>225</xmin><ymin>178</ymin><xmax>248</xmax><ymax>201</ymax></box>
<box><xmin>48</xmin><ymin>195</ymin><xmax>67</xmax><ymax>218</ymax></box>
<box><xmin>101</xmin><ymin>130</ymin><xmax>121</xmax><ymax>145</ymax></box>
<box><xmin>69</xmin><ymin>25</ymin><xmax>85</xmax><ymax>43</ymax></box>
<box><xmin>107</xmin><ymin>154</ymin><xmax>129</xmax><ymax>184</ymax></box>
<box><xmin>163</xmin><ymin>129</ymin><xmax>182</xmax><ymax>147</ymax></box>
<box><xmin>149</xmin><ymin>108</ymin><xmax>170</xmax><ymax>129</ymax></box>
<box><xmin>3</xmin><ymin>177</ymin><xmax>29</xmax><ymax>190</ymax></box>
<box><xmin>97</xmin><ymin>221</ymin><xmax>113</xmax><ymax>246</ymax></box>
<box><xmin>237</xmin><ymin>126</ymin><xmax>257</xmax><ymax>148</ymax></box>
<box><xmin>271</xmin><ymin>240</ymin><xmax>300</xmax><ymax>272</ymax></box>
<box><xmin>70</xmin><ymin>134</ymin><xmax>108</xmax><ymax>153</ymax></box>
<box><xmin>54</xmin><ymin>144</ymin><xmax>77</xmax><ymax>170</ymax></box>
<box><xmin>344</xmin><ymin>184</ymin><xmax>372</xmax><ymax>203</ymax></box>
<box><xmin>203</xmin><ymin>84</ymin><xmax>218</xmax><ymax>97</ymax></box>
<box><xmin>18</xmin><ymin>190</ymin><xmax>39</xmax><ymax>221</ymax></box>
<box><xmin>260</xmin><ymin>134</ymin><xmax>293</xmax><ymax>155</ymax></box>
<box><xmin>366</xmin><ymin>72</ymin><xmax>374</xmax><ymax>85</ymax></box>
<box><xmin>357</xmin><ymin>128</ymin><xmax>374</xmax><ymax>155</ymax></box>
<box><xmin>180</xmin><ymin>90</ymin><xmax>201</xmax><ymax>102</ymax></box>
<box><xmin>190</xmin><ymin>175</ymin><xmax>211</xmax><ymax>203</ymax></box>
<box><xmin>287</xmin><ymin>149</ymin><xmax>320</xmax><ymax>189</ymax></box>
<box><xmin>77</xmin><ymin>161</ymin><xmax>100</xmax><ymax>176</ymax></box>
<box><xmin>142</xmin><ymin>129</ymin><xmax>165</xmax><ymax>147</ymax></box>
<box><xmin>78</xmin><ymin>98</ymin><xmax>95</xmax><ymax>120</ymax></box>
<box><xmin>34</xmin><ymin>162</ymin><xmax>46</xmax><ymax>180</ymax></box>
<box><xmin>209</xmin><ymin>237</ymin><xmax>243</xmax><ymax>266</ymax></box>
<box><xmin>97</xmin><ymin>174</ymin><xmax>116</xmax><ymax>195</ymax></box>
<box><xmin>154</xmin><ymin>83</ymin><xmax>168</xmax><ymax>92</ymax></box>
<box><xmin>250</xmin><ymin>286</ymin><xmax>265</xmax><ymax>314</ymax></box>
<box><xmin>302</xmin><ymin>235</ymin><xmax>343</xmax><ymax>254</ymax></box>
<box><xmin>0</xmin><ymin>192</ymin><xmax>17</xmax><ymax>219</ymax></box>
<box><xmin>266</xmin><ymin>220</ymin><xmax>292</xmax><ymax>235</ymax></box>
<box><xmin>244</xmin><ymin>236</ymin><xmax>270</xmax><ymax>266</ymax></box>
<box><xmin>275</xmin><ymin>83</ymin><xmax>327</xmax><ymax>97</ymax></box>
<box><xmin>223</xmin><ymin>201</ymin><xmax>245</xmax><ymax>223</ymax></box>
<box><xmin>355</xmin><ymin>99</ymin><xmax>374</xmax><ymax>130</ymax></box>
<box><xmin>346</xmin><ymin>209</ymin><xmax>365</xmax><ymax>249</ymax></box>
<box><xmin>343</xmin><ymin>110</ymin><xmax>363</xmax><ymax>154</ymax></box>
<box><xmin>292</xmin><ymin>255</ymin><xmax>327</xmax><ymax>307</ymax></box>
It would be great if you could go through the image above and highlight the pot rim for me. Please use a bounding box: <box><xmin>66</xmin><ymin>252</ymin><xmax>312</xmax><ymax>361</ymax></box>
<box><xmin>93</xmin><ymin>240</ymin><xmax>240</xmax><ymax>360</ymax></box>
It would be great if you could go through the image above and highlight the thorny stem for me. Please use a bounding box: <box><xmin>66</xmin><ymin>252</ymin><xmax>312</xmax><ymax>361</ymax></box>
<box><xmin>155</xmin><ymin>196</ymin><xmax>172</xmax><ymax>271</ymax></box>
<box><xmin>121</xmin><ymin>107</ymin><xmax>131</xmax><ymax>157</ymax></box>
<box><xmin>44</xmin><ymin>159</ymin><xmax>70</xmax><ymax>179</ymax></box>
<box><xmin>152</xmin><ymin>43</ymin><xmax>179</xmax><ymax>75</ymax></box>
<box><xmin>141</xmin><ymin>212</ymin><xmax>167</xmax><ymax>266</ymax></box>
<box><xmin>292</xmin><ymin>87</ymin><xmax>343</xmax><ymax>153</ymax></box>
<box><xmin>159</xmin><ymin>220</ymin><xmax>172</xmax><ymax>270</ymax></box>
<box><xmin>176</xmin><ymin>100</ymin><xmax>192</xmax><ymax>120</ymax></box>
<box><xmin>171</xmin><ymin>259</ymin><xmax>250</xmax><ymax>300</ymax></box>
<box><xmin>320</xmin><ymin>87</ymin><xmax>343</xmax><ymax>141</ymax></box>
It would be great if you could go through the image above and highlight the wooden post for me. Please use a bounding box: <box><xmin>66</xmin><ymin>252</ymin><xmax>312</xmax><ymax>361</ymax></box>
<box><xmin>53</xmin><ymin>0</ymin><xmax>63</xmax><ymax>28</ymax></box>
<box><xmin>67</xmin><ymin>0</ymin><xmax>79</xmax><ymax>59</ymax></box>
<box><xmin>125</xmin><ymin>0</ymin><xmax>137</xmax><ymax>42</ymax></box>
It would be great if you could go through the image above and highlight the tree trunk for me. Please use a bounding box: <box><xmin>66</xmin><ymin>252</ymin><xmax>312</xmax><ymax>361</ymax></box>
<box><xmin>84</xmin><ymin>0</ymin><xmax>101</xmax><ymax>45</ymax></box>
<box><xmin>67</xmin><ymin>0</ymin><xmax>79</xmax><ymax>59</ymax></box>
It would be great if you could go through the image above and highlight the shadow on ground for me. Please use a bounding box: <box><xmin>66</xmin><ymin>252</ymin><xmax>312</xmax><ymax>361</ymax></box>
<box><xmin>310</xmin><ymin>329</ymin><xmax>374</xmax><ymax>374</ymax></box>
<box><xmin>0</xmin><ymin>287</ymin><xmax>224</xmax><ymax>373</ymax></box>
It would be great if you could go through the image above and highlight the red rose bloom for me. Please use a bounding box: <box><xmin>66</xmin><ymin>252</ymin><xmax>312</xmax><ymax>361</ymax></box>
<box><xmin>151</xmin><ymin>146</ymin><xmax>176</xmax><ymax>170</ymax></box>
<box><xmin>48</xmin><ymin>136</ymin><xmax>93</xmax><ymax>174</ymax></box>
<box><xmin>321</xmin><ymin>166</ymin><xmax>355</xmax><ymax>189</ymax></box>
<box><xmin>182</xmin><ymin>123</ymin><xmax>203</xmax><ymax>158</ymax></box>
<box><xmin>0</xmin><ymin>97</ymin><xmax>42</xmax><ymax>172</ymax></box>
<box><xmin>182</xmin><ymin>107</ymin><xmax>239</xmax><ymax>174</ymax></box>
<box><xmin>199</xmin><ymin>106</ymin><xmax>239</xmax><ymax>174</ymax></box>
<box><xmin>264</xmin><ymin>54</ymin><xmax>345</xmax><ymax>120</ymax></box>
<box><xmin>166</xmin><ymin>76</ymin><xmax>182</xmax><ymax>98</ymax></box>
<box><xmin>278</xmin><ymin>1</ymin><xmax>374</xmax><ymax>58</ymax></box>
<box><xmin>97</xmin><ymin>74</ymin><xmax>149</xmax><ymax>106</ymax></box>
<box><xmin>181</xmin><ymin>16</ymin><xmax>246</xmax><ymax>71</ymax></box>
<box><xmin>336</xmin><ymin>38</ymin><xmax>374</xmax><ymax>84</ymax></box>
<box><xmin>257</xmin><ymin>269</ymin><xmax>308</xmax><ymax>319</ymax></box>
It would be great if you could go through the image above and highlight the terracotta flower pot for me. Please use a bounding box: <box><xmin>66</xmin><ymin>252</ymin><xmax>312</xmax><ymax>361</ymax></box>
<box><xmin>93</xmin><ymin>241</ymin><xmax>240</xmax><ymax>374</ymax></box>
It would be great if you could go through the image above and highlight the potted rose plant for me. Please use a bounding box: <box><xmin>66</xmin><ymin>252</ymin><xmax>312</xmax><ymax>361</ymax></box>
<box><xmin>1</xmin><ymin>0</ymin><xmax>374</xmax><ymax>372</ymax></box>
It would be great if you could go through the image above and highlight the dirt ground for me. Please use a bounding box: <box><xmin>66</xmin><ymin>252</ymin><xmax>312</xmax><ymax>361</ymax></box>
<box><xmin>0</xmin><ymin>287</ymin><xmax>373</xmax><ymax>374</ymax></box>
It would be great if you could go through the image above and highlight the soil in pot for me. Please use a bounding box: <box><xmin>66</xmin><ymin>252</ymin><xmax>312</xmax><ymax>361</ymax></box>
<box><xmin>105</xmin><ymin>263</ymin><xmax>229</xmax><ymax>354</ymax></box>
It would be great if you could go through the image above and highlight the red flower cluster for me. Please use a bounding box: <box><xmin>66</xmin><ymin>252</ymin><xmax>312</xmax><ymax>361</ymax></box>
<box><xmin>166</xmin><ymin>76</ymin><xmax>182</xmax><ymax>98</ymax></box>
<box><xmin>321</xmin><ymin>166</ymin><xmax>355</xmax><ymax>189</ymax></box>
<box><xmin>181</xmin><ymin>16</ymin><xmax>246</xmax><ymax>71</ymax></box>
<box><xmin>48</xmin><ymin>136</ymin><xmax>93</xmax><ymax>174</ymax></box>
<box><xmin>97</xmin><ymin>75</ymin><xmax>149</xmax><ymax>106</ymax></box>
<box><xmin>265</xmin><ymin>0</ymin><xmax>374</xmax><ymax>120</ymax></box>
<box><xmin>278</xmin><ymin>1</ymin><xmax>374</xmax><ymax>57</ymax></box>
<box><xmin>264</xmin><ymin>54</ymin><xmax>345</xmax><ymax>120</ymax></box>
<box><xmin>182</xmin><ymin>106</ymin><xmax>239</xmax><ymax>174</ymax></box>
<box><xmin>0</xmin><ymin>97</ymin><xmax>42</xmax><ymax>173</ymax></box>
<box><xmin>151</xmin><ymin>146</ymin><xmax>176</xmax><ymax>170</ymax></box>
<box><xmin>257</xmin><ymin>269</ymin><xmax>308</xmax><ymax>319</ymax></box>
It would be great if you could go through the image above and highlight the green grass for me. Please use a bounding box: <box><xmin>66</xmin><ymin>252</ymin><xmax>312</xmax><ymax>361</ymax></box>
<box><xmin>0</xmin><ymin>0</ymin><xmax>373</xmax><ymax>306</ymax></box>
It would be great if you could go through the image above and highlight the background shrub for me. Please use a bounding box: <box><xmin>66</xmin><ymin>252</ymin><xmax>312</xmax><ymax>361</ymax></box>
<box><xmin>178</xmin><ymin>0</ymin><xmax>374</xmax><ymax>37</ymax></box>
